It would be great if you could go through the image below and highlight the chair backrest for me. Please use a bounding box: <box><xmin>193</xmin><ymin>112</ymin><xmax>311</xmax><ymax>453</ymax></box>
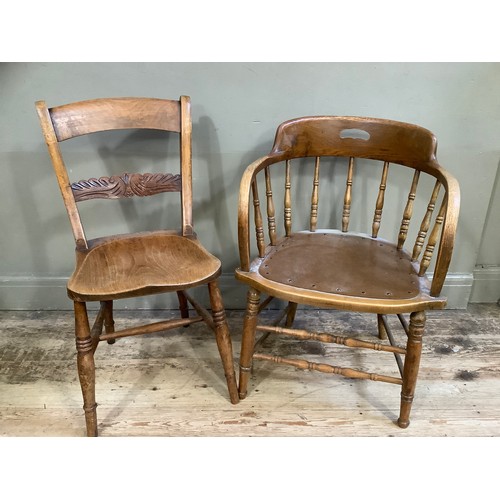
<box><xmin>36</xmin><ymin>96</ymin><xmax>193</xmax><ymax>251</ymax></box>
<box><xmin>271</xmin><ymin>116</ymin><xmax>437</xmax><ymax>169</ymax></box>
<box><xmin>238</xmin><ymin>116</ymin><xmax>460</xmax><ymax>297</ymax></box>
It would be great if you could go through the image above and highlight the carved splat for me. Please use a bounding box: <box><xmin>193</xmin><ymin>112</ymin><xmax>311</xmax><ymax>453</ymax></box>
<box><xmin>71</xmin><ymin>172</ymin><xmax>182</xmax><ymax>202</ymax></box>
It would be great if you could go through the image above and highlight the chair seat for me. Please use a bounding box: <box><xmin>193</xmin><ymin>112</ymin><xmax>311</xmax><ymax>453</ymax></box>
<box><xmin>68</xmin><ymin>231</ymin><xmax>221</xmax><ymax>301</ymax></box>
<box><xmin>236</xmin><ymin>231</ymin><xmax>446</xmax><ymax>313</ymax></box>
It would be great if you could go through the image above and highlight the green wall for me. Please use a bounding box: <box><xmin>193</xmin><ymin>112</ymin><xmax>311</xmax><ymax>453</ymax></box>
<box><xmin>1</xmin><ymin>62</ymin><xmax>499</xmax><ymax>309</ymax></box>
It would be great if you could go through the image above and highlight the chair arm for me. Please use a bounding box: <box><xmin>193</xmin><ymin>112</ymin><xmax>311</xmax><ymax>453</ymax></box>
<box><xmin>238</xmin><ymin>155</ymin><xmax>278</xmax><ymax>271</ymax></box>
<box><xmin>430</xmin><ymin>168</ymin><xmax>461</xmax><ymax>297</ymax></box>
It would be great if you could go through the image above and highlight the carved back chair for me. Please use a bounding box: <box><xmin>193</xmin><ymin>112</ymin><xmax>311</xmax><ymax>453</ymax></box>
<box><xmin>236</xmin><ymin>116</ymin><xmax>460</xmax><ymax>428</ymax></box>
<box><xmin>36</xmin><ymin>96</ymin><xmax>239</xmax><ymax>436</ymax></box>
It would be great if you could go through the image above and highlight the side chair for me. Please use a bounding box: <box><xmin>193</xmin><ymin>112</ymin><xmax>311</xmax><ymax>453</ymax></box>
<box><xmin>36</xmin><ymin>96</ymin><xmax>239</xmax><ymax>436</ymax></box>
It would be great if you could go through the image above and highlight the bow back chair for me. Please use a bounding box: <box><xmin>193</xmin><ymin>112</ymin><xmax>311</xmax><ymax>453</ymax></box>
<box><xmin>236</xmin><ymin>116</ymin><xmax>460</xmax><ymax>428</ymax></box>
<box><xmin>36</xmin><ymin>96</ymin><xmax>239</xmax><ymax>436</ymax></box>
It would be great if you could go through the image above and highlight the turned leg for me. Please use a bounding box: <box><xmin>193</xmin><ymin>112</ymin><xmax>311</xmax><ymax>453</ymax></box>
<box><xmin>238</xmin><ymin>287</ymin><xmax>261</xmax><ymax>400</ymax></box>
<box><xmin>176</xmin><ymin>290</ymin><xmax>189</xmax><ymax>319</ymax></box>
<box><xmin>102</xmin><ymin>300</ymin><xmax>116</xmax><ymax>345</ymax></box>
<box><xmin>398</xmin><ymin>310</ymin><xmax>425</xmax><ymax>429</ymax></box>
<box><xmin>74</xmin><ymin>301</ymin><xmax>98</xmax><ymax>437</ymax></box>
<box><xmin>285</xmin><ymin>302</ymin><xmax>298</xmax><ymax>328</ymax></box>
<box><xmin>377</xmin><ymin>314</ymin><xmax>388</xmax><ymax>340</ymax></box>
<box><xmin>207</xmin><ymin>281</ymin><xmax>239</xmax><ymax>404</ymax></box>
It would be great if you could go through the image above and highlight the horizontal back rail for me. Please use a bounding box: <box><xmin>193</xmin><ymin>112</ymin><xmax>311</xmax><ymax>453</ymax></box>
<box><xmin>49</xmin><ymin>98</ymin><xmax>181</xmax><ymax>141</ymax></box>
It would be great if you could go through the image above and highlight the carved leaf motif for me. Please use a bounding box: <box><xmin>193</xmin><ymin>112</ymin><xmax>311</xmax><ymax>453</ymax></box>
<box><xmin>71</xmin><ymin>172</ymin><xmax>182</xmax><ymax>202</ymax></box>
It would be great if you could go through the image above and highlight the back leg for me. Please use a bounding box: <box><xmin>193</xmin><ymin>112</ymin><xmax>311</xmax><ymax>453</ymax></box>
<box><xmin>177</xmin><ymin>290</ymin><xmax>189</xmax><ymax>319</ymax></box>
<box><xmin>102</xmin><ymin>300</ymin><xmax>115</xmax><ymax>344</ymax></box>
<box><xmin>377</xmin><ymin>314</ymin><xmax>388</xmax><ymax>340</ymax></box>
<box><xmin>285</xmin><ymin>301</ymin><xmax>298</xmax><ymax>327</ymax></box>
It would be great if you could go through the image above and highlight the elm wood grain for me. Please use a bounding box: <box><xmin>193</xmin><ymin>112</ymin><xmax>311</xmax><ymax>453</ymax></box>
<box><xmin>35</xmin><ymin>96</ymin><xmax>239</xmax><ymax>436</ymax></box>
<box><xmin>68</xmin><ymin>231</ymin><xmax>221</xmax><ymax>301</ymax></box>
<box><xmin>236</xmin><ymin>115</ymin><xmax>460</xmax><ymax>428</ymax></box>
<box><xmin>1</xmin><ymin>306</ymin><xmax>498</xmax><ymax>437</ymax></box>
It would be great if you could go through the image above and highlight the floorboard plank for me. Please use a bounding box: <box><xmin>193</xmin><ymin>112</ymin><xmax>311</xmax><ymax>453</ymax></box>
<box><xmin>1</xmin><ymin>305</ymin><xmax>499</xmax><ymax>437</ymax></box>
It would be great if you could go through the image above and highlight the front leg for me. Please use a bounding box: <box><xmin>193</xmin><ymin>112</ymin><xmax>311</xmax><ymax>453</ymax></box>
<box><xmin>74</xmin><ymin>301</ymin><xmax>98</xmax><ymax>437</ymax></box>
<box><xmin>398</xmin><ymin>310</ymin><xmax>425</xmax><ymax>428</ymax></box>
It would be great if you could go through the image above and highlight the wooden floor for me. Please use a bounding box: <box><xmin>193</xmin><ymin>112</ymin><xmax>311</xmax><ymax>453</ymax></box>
<box><xmin>1</xmin><ymin>303</ymin><xmax>499</xmax><ymax>437</ymax></box>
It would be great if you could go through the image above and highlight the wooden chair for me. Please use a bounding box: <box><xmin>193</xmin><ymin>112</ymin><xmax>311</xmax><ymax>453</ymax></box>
<box><xmin>35</xmin><ymin>96</ymin><xmax>239</xmax><ymax>436</ymax></box>
<box><xmin>236</xmin><ymin>116</ymin><xmax>460</xmax><ymax>428</ymax></box>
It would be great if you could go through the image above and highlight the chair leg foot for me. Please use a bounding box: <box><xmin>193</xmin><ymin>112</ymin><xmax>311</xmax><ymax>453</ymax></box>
<box><xmin>397</xmin><ymin>417</ymin><xmax>410</xmax><ymax>429</ymax></box>
<box><xmin>207</xmin><ymin>281</ymin><xmax>239</xmax><ymax>404</ymax></box>
<box><xmin>398</xmin><ymin>310</ymin><xmax>425</xmax><ymax>429</ymax></box>
<box><xmin>238</xmin><ymin>365</ymin><xmax>252</xmax><ymax>400</ymax></box>
<box><xmin>397</xmin><ymin>393</ymin><xmax>414</xmax><ymax>428</ymax></box>
<box><xmin>238</xmin><ymin>288</ymin><xmax>261</xmax><ymax>400</ymax></box>
<box><xmin>75</xmin><ymin>302</ymin><xmax>98</xmax><ymax>437</ymax></box>
<box><xmin>84</xmin><ymin>404</ymin><xmax>99</xmax><ymax>437</ymax></box>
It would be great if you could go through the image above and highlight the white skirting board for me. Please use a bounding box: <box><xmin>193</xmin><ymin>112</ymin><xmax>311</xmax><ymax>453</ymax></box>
<box><xmin>469</xmin><ymin>266</ymin><xmax>500</xmax><ymax>304</ymax></box>
<box><xmin>0</xmin><ymin>272</ymin><xmax>477</xmax><ymax>310</ymax></box>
